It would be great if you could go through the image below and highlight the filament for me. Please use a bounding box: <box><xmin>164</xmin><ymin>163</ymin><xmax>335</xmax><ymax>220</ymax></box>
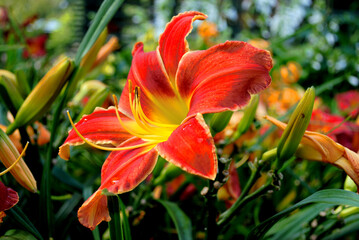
<box><xmin>67</xmin><ymin>111</ymin><xmax>156</xmax><ymax>151</ymax></box>
<box><xmin>0</xmin><ymin>142</ymin><xmax>29</xmax><ymax>176</ymax></box>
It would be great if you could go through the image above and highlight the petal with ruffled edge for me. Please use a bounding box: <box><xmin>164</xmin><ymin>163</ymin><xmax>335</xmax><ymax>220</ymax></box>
<box><xmin>335</xmin><ymin>148</ymin><xmax>359</xmax><ymax>192</ymax></box>
<box><xmin>158</xmin><ymin>11</ymin><xmax>207</xmax><ymax>81</ymax></box>
<box><xmin>119</xmin><ymin>43</ymin><xmax>187</xmax><ymax>124</ymax></box>
<box><xmin>77</xmin><ymin>138</ymin><xmax>158</xmax><ymax>230</ymax></box>
<box><xmin>0</xmin><ymin>181</ymin><xmax>19</xmax><ymax>211</ymax></box>
<box><xmin>176</xmin><ymin>41</ymin><xmax>272</xmax><ymax>118</ymax></box>
<box><xmin>100</xmin><ymin>137</ymin><xmax>158</xmax><ymax>193</ymax></box>
<box><xmin>156</xmin><ymin>113</ymin><xmax>217</xmax><ymax>180</ymax></box>
<box><xmin>59</xmin><ymin>107</ymin><xmax>133</xmax><ymax>160</ymax></box>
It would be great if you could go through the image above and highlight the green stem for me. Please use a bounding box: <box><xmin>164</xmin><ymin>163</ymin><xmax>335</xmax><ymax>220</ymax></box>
<box><xmin>217</xmin><ymin>178</ymin><xmax>272</xmax><ymax>228</ymax></box>
<box><xmin>108</xmin><ymin>195</ymin><xmax>123</xmax><ymax>240</ymax></box>
<box><xmin>217</xmin><ymin>164</ymin><xmax>262</xmax><ymax>227</ymax></box>
<box><xmin>40</xmin><ymin>69</ymin><xmax>76</xmax><ymax>238</ymax></box>
<box><xmin>205</xmin><ymin>180</ymin><xmax>218</xmax><ymax>240</ymax></box>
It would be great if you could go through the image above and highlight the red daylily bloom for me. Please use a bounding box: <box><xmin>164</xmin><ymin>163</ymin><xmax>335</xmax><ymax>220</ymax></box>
<box><xmin>0</xmin><ymin>181</ymin><xmax>19</xmax><ymax>222</ymax></box>
<box><xmin>335</xmin><ymin>90</ymin><xmax>359</xmax><ymax>117</ymax></box>
<box><xmin>309</xmin><ymin>109</ymin><xmax>359</xmax><ymax>152</ymax></box>
<box><xmin>59</xmin><ymin>11</ymin><xmax>272</xmax><ymax>229</ymax></box>
<box><xmin>23</xmin><ymin>34</ymin><xmax>48</xmax><ymax>58</ymax></box>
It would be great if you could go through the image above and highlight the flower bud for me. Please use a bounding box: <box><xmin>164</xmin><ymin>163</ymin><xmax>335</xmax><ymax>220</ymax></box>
<box><xmin>0</xmin><ymin>70</ymin><xmax>24</xmax><ymax>110</ymax></box>
<box><xmin>266</xmin><ymin>115</ymin><xmax>359</xmax><ymax>193</ymax></box>
<box><xmin>0</xmin><ymin>129</ymin><xmax>37</xmax><ymax>192</ymax></box>
<box><xmin>276</xmin><ymin>87</ymin><xmax>315</xmax><ymax>162</ymax></box>
<box><xmin>231</xmin><ymin>94</ymin><xmax>259</xmax><ymax>141</ymax></box>
<box><xmin>71</xmin><ymin>80</ymin><xmax>107</xmax><ymax>105</ymax></box>
<box><xmin>76</xmin><ymin>87</ymin><xmax>110</xmax><ymax>122</ymax></box>
<box><xmin>209</xmin><ymin>111</ymin><xmax>233</xmax><ymax>135</ymax></box>
<box><xmin>91</xmin><ymin>36</ymin><xmax>120</xmax><ymax>70</ymax></box>
<box><xmin>67</xmin><ymin>29</ymin><xmax>108</xmax><ymax>98</ymax></box>
<box><xmin>153</xmin><ymin>163</ymin><xmax>184</xmax><ymax>185</ymax></box>
<box><xmin>344</xmin><ymin>175</ymin><xmax>357</xmax><ymax>192</ymax></box>
<box><xmin>6</xmin><ymin>57</ymin><xmax>74</xmax><ymax>134</ymax></box>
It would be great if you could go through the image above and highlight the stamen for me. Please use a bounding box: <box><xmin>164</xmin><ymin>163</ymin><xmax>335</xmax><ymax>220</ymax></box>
<box><xmin>134</xmin><ymin>87</ymin><xmax>177</xmax><ymax>129</ymax></box>
<box><xmin>67</xmin><ymin>111</ymin><xmax>157</xmax><ymax>151</ymax></box>
<box><xmin>112</xmin><ymin>95</ymin><xmax>165</xmax><ymax>140</ymax></box>
<box><xmin>0</xmin><ymin>142</ymin><xmax>29</xmax><ymax>176</ymax></box>
<box><xmin>132</xmin><ymin>87</ymin><xmax>160</xmax><ymax>134</ymax></box>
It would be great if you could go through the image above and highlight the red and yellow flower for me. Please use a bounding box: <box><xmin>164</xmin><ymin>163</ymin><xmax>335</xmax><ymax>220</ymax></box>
<box><xmin>59</xmin><ymin>11</ymin><xmax>272</xmax><ymax>229</ymax></box>
<box><xmin>0</xmin><ymin>181</ymin><xmax>19</xmax><ymax>223</ymax></box>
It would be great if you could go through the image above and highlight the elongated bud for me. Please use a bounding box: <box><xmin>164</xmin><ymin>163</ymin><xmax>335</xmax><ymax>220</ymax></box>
<box><xmin>71</xmin><ymin>80</ymin><xmax>107</xmax><ymax>105</ymax></box>
<box><xmin>276</xmin><ymin>87</ymin><xmax>315</xmax><ymax>162</ymax></box>
<box><xmin>209</xmin><ymin>111</ymin><xmax>233</xmax><ymax>135</ymax></box>
<box><xmin>0</xmin><ymin>129</ymin><xmax>37</xmax><ymax>192</ymax></box>
<box><xmin>344</xmin><ymin>175</ymin><xmax>357</xmax><ymax>192</ymax></box>
<box><xmin>76</xmin><ymin>87</ymin><xmax>110</xmax><ymax>122</ymax></box>
<box><xmin>232</xmin><ymin>94</ymin><xmax>259</xmax><ymax>141</ymax></box>
<box><xmin>91</xmin><ymin>36</ymin><xmax>119</xmax><ymax>70</ymax></box>
<box><xmin>67</xmin><ymin>29</ymin><xmax>108</xmax><ymax>98</ymax></box>
<box><xmin>0</xmin><ymin>75</ymin><xmax>24</xmax><ymax>110</ymax></box>
<box><xmin>153</xmin><ymin>163</ymin><xmax>184</xmax><ymax>185</ymax></box>
<box><xmin>6</xmin><ymin>57</ymin><xmax>74</xmax><ymax>134</ymax></box>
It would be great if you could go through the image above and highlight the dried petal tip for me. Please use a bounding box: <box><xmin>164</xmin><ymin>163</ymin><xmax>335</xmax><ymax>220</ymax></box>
<box><xmin>276</xmin><ymin>87</ymin><xmax>315</xmax><ymax>162</ymax></box>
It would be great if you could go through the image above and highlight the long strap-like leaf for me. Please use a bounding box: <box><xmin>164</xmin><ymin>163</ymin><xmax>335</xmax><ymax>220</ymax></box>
<box><xmin>248</xmin><ymin>189</ymin><xmax>359</xmax><ymax>239</ymax></box>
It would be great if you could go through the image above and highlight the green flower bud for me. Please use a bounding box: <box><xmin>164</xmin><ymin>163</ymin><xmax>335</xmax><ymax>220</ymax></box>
<box><xmin>276</xmin><ymin>87</ymin><xmax>315</xmax><ymax>162</ymax></box>
<box><xmin>153</xmin><ymin>163</ymin><xmax>184</xmax><ymax>185</ymax></box>
<box><xmin>231</xmin><ymin>94</ymin><xmax>259</xmax><ymax>141</ymax></box>
<box><xmin>76</xmin><ymin>87</ymin><xmax>110</xmax><ymax>122</ymax></box>
<box><xmin>0</xmin><ymin>74</ymin><xmax>24</xmax><ymax>110</ymax></box>
<box><xmin>7</xmin><ymin>57</ymin><xmax>74</xmax><ymax>134</ymax></box>
<box><xmin>209</xmin><ymin>111</ymin><xmax>233</xmax><ymax>135</ymax></box>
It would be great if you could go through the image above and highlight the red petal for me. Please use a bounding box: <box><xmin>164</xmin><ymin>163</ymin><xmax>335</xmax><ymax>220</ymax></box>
<box><xmin>77</xmin><ymin>189</ymin><xmax>109</xmax><ymax>230</ymax></box>
<box><xmin>156</xmin><ymin>113</ymin><xmax>217</xmax><ymax>180</ymax></box>
<box><xmin>119</xmin><ymin>43</ymin><xmax>186</xmax><ymax>124</ymax></box>
<box><xmin>100</xmin><ymin>137</ymin><xmax>158</xmax><ymax>193</ymax></box>
<box><xmin>0</xmin><ymin>181</ymin><xmax>19</xmax><ymax>212</ymax></box>
<box><xmin>158</xmin><ymin>11</ymin><xmax>207</xmax><ymax>81</ymax></box>
<box><xmin>78</xmin><ymin>138</ymin><xmax>158</xmax><ymax>230</ymax></box>
<box><xmin>59</xmin><ymin>107</ymin><xmax>133</xmax><ymax>160</ymax></box>
<box><xmin>176</xmin><ymin>41</ymin><xmax>272</xmax><ymax>117</ymax></box>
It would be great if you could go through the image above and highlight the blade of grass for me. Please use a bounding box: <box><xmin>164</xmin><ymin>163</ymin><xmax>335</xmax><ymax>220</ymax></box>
<box><xmin>41</xmin><ymin>0</ymin><xmax>123</xmax><ymax>237</ymax></box>
<box><xmin>248</xmin><ymin>189</ymin><xmax>359</xmax><ymax>239</ymax></box>
<box><xmin>74</xmin><ymin>0</ymin><xmax>124</xmax><ymax>64</ymax></box>
<box><xmin>108</xmin><ymin>195</ymin><xmax>123</xmax><ymax>240</ymax></box>
<box><xmin>8</xmin><ymin>205</ymin><xmax>43</xmax><ymax>240</ymax></box>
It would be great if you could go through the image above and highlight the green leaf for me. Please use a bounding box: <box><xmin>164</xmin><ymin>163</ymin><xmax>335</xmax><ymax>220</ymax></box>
<box><xmin>248</xmin><ymin>189</ymin><xmax>359</xmax><ymax>239</ymax></box>
<box><xmin>119</xmin><ymin>197</ymin><xmax>132</xmax><ymax>240</ymax></box>
<box><xmin>322</xmin><ymin>218</ymin><xmax>359</xmax><ymax>240</ymax></box>
<box><xmin>157</xmin><ymin>199</ymin><xmax>193</xmax><ymax>240</ymax></box>
<box><xmin>0</xmin><ymin>45</ymin><xmax>25</xmax><ymax>52</ymax></box>
<box><xmin>266</xmin><ymin>203</ymin><xmax>331</xmax><ymax>240</ymax></box>
<box><xmin>74</xmin><ymin>0</ymin><xmax>124</xmax><ymax>64</ymax></box>
<box><xmin>108</xmin><ymin>195</ymin><xmax>124</xmax><ymax>240</ymax></box>
<box><xmin>7</xmin><ymin>206</ymin><xmax>43</xmax><ymax>240</ymax></box>
<box><xmin>54</xmin><ymin>193</ymin><xmax>82</xmax><ymax>224</ymax></box>
<box><xmin>0</xmin><ymin>229</ymin><xmax>37</xmax><ymax>240</ymax></box>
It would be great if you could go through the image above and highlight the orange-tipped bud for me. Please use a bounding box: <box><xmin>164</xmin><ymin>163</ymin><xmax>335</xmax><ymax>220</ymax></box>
<box><xmin>6</xmin><ymin>57</ymin><xmax>74</xmax><ymax>134</ymax></box>
<box><xmin>0</xmin><ymin>129</ymin><xmax>37</xmax><ymax>192</ymax></box>
<box><xmin>91</xmin><ymin>36</ymin><xmax>120</xmax><ymax>70</ymax></box>
<box><xmin>265</xmin><ymin>115</ymin><xmax>359</xmax><ymax>192</ymax></box>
